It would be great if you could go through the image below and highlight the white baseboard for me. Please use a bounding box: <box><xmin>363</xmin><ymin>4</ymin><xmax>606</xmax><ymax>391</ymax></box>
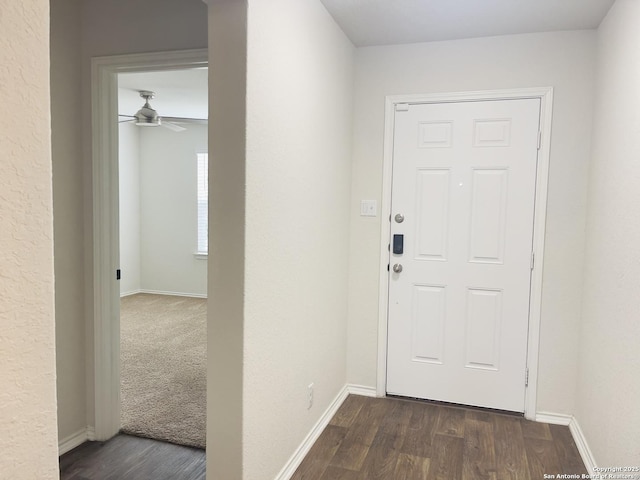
<box><xmin>58</xmin><ymin>428</ymin><xmax>90</xmax><ymax>456</ymax></box>
<box><xmin>535</xmin><ymin>412</ymin><xmax>597</xmax><ymax>473</ymax></box>
<box><xmin>120</xmin><ymin>289</ymin><xmax>207</xmax><ymax>299</ymax></box>
<box><xmin>274</xmin><ymin>384</ymin><xmax>380</xmax><ymax>480</ymax></box>
<box><xmin>346</xmin><ymin>384</ymin><xmax>378</xmax><ymax>397</ymax></box>
<box><xmin>535</xmin><ymin>411</ymin><xmax>572</xmax><ymax>426</ymax></box>
<box><xmin>120</xmin><ymin>289</ymin><xmax>141</xmax><ymax>297</ymax></box>
<box><xmin>87</xmin><ymin>426</ymin><xmax>96</xmax><ymax>441</ymax></box>
<box><xmin>274</xmin><ymin>385</ymin><xmax>351</xmax><ymax>480</ymax></box>
<box><xmin>139</xmin><ymin>289</ymin><xmax>207</xmax><ymax>299</ymax></box>
<box><xmin>569</xmin><ymin>416</ymin><xmax>597</xmax><ymax>473</ymax></box>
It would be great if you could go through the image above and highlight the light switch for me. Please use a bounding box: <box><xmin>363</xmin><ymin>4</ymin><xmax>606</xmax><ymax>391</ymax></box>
<box><xmin>360</xmin><ymin>200</ymin><xmax>377</xmax><ymax>217</ymax></box>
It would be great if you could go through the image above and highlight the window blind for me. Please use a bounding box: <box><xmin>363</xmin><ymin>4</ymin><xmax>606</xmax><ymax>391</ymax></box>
<box><xmin>197</xmin><ymin>153</ymin><xmax>208</xmax><ymax>254</ymax></box>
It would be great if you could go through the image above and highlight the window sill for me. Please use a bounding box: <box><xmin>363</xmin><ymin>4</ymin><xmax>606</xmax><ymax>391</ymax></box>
<box><xmin>193</xmin><ymin>252</ymin><xmax>208</xmax><ymax>260</ymax></box>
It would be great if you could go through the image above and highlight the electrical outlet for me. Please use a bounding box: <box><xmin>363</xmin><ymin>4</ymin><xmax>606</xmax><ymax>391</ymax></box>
<box><xmin>307</xmin><ymin>383</ymin><xmax>314</xmax><ymax>410</ymax></box>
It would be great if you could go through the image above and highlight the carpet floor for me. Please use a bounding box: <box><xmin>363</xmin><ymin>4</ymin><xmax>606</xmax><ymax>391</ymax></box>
<box><xmin>120</xmin><ymin>293</ymin><xmax>206</xmax><ymax>449</ymax></box>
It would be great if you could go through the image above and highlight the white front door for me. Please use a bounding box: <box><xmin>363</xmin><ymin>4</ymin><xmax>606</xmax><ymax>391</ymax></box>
<box><xmin>386</xmin><ymin>99</ymin><xmax>540</xmax><ymax>412</ymax></box>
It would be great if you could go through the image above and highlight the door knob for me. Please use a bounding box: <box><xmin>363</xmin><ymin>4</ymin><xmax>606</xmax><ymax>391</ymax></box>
<box><xmin>395</xmin><ymin>213</ymin><xmax>405</xmax><ymax>223</ymax></box>
<box><xmin>393</xmin><ymin>263</ymin><xmax>403</xmax><ymax>273</ymax></box>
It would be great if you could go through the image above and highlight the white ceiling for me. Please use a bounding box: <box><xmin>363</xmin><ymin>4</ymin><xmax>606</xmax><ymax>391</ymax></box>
<box><xmin>118</xmin><ymin>68</ymin><xmax>208</xmax><ymax>120</ymax></box>
<box><xmin>116</xmin><ymin>1</ymin><xmax>615</xmax><ymax>112</ymax></box>
<box><xmin>320</xmin><ymin>0</ymin><xmax>615</xmax><ymax>46</ymax></box>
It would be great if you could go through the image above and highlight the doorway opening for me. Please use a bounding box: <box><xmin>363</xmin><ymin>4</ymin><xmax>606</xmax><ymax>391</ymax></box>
<box><xmin>117</xmin><ymin>68</ymin><xmax>208</xmax><ymax>448</ymax></box>
<box><xmin>90</xmin><ymin>49</ymin><xmax>208</xmax><ymax>443</ymax></box>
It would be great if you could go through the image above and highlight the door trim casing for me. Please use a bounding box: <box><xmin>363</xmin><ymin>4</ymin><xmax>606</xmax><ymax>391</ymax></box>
<box><xmin>90</xmin><ymin>49</ymin><xmax>208</xmax><ymax>440</ymax></box>
<box><xmin>376</xmin><ymin>88</ymin><xmax>554</xmax><ymax>420</ymax></box>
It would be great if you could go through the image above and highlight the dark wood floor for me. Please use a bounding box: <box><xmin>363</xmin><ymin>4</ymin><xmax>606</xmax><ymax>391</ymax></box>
<box><xmin>59</xmin><ymin>434</ymin><xmax>205</xmax><ymax>480</ymax></box>
<box><xmin>59</xmin><ymin>395</ymin><xmax>586</xmax><ymax>480</ymax></box>
<box><xmin>291</xmin><ymin>395</ymin><xmax>587</xmax><ymax>480</ymax></box>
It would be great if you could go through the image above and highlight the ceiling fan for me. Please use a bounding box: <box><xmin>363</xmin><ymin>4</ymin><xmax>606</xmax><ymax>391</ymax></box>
<box><xmin>118</xmin><ymin>90</ymin><xmax>207</xmax><ymax>132</ymax></box>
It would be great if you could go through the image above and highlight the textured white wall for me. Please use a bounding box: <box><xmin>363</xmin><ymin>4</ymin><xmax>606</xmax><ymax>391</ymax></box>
<box><xmin>50</xmin><ymin>0</ymin><xmax>87</xmax><ymax>443</ymax></box>
<box><xmin>244</xmin><ymin>0</ymin><xmax>354</xmax><ymax>478</ymax></box>
<box><xmin>0</xmin><ymin>0</ymin><xmax>59</xmax><ymax>477</ymax></box>
<box><xmin>118</xmin><ymin>122</ymin><xmax>142</xmax><ymax>295</ymax></box>
<box><xmin>50</xmin><ymin>0</ymin><xmax>208</xmax><ymax>440</ymax></box>
<box><xmin>576</xmin><ymin>0</ymin><xmax>640</xmax><ymax>465</ymax></box>
<box><xmin>139</xmin><ymin>125</ymin><xmax>208</xmax><ymax>297</ymax></box>
<box><xmin>348</xmin><ymin>31</ymin><xmax>596</xmax><ymax>415</ymax></box>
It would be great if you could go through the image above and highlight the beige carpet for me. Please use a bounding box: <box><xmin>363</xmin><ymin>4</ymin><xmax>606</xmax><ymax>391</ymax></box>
<box><xmin>120</xmin><ymin>293</ymin><xmax>206</xmax><ymax>449</ymax></box>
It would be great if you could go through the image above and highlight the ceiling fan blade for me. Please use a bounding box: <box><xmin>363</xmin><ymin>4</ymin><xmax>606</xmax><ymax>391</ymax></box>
<box><xmin>162</xmin><ymin>116</ymin><xmax>208</xmax><ymax>125</ymax></box>
<box><xmin>118</xmin><ymin>118</ymin><xmax>136</xmax><ymax>124</ymax></box>
<box><xmin>162</xmin><ymin>122</ymin><xmax>187</xmax><ymax>132</ymax></box>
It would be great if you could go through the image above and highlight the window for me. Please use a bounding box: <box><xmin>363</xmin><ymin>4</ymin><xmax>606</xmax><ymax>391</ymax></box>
<box><xmin>196</xmin><ymin>153</ymin><xmax>208</xmax><ymax>255</ymax></box>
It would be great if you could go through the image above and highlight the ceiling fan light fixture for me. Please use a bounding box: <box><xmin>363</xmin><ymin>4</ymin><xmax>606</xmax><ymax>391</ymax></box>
<box><xmin>120</xmin><ymin>90</ymin><xmax>201</xmax><ymax>131</ymax></box>
<box><xmin>135</xmin><ymin>115</ymin><xmax>162</xmax><ymax>127</ymax></box>
<box><xmin>134</xmin><ymin>90</ymin><xmax>161</xmax><ymax>126</ymax></box>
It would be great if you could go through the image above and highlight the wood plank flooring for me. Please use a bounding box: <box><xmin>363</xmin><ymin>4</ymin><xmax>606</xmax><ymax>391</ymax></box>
<box><xmin>59</xmin><ymin>396</ymin><xmax>586</xmax><ymax>480</ymax></box>
<box><xmin>59</xmin><ymin>434</ymin><xmax>205</xmax><ymax>480</ymax></box>
<box><xmin>291</xmin><ymin>395</ymin><xmax>587</xmax><ymax>480</ymax></box>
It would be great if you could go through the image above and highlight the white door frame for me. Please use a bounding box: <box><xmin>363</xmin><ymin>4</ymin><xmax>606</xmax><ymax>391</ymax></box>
<box><xmin>376</xmin><ymin>87</ymin><xmax>553</xmax><ymax>420</ymax></box>
<box><xmin>90</xmin><ymin>48</ymin><xmax>208</xmax><ymax>440</ymax></box>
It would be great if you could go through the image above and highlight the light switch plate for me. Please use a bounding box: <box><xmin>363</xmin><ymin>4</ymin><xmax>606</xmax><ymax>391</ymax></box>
<box><xmin>360</xmin><ymin>200</ymin><xmax>377</xmax><ymax>217</ymax></box>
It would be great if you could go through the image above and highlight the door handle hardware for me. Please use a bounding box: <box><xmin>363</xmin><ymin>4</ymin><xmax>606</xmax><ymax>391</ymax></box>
<box><xmin>393</xmin><ymin>263</ymin><xmax>403</xmax><ymax>273</ymax></box>
<box><xmin>395</xmin><ymin>213</ymin><xmax>405</xmax><ymax>223</ymax></box>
